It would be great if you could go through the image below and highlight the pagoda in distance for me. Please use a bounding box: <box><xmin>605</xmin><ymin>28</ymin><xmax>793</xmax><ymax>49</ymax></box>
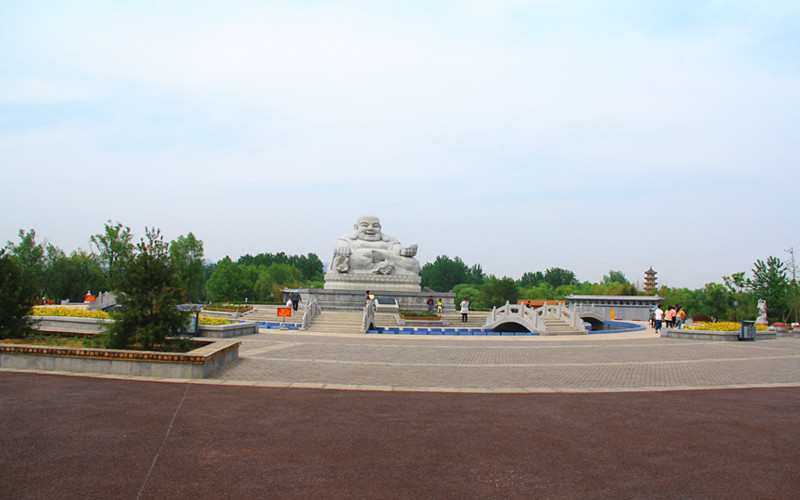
<box><xmin>644</xmin><ymin>267</ymin><xmax>657</xmax><ymax>295</ymax></box>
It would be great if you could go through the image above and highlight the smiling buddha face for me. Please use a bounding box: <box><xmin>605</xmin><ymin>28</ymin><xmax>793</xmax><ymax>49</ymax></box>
<box><xmin>355</xmin><ymin>215</ymin><xmax>383</xmax><ymax>242</ymax></box>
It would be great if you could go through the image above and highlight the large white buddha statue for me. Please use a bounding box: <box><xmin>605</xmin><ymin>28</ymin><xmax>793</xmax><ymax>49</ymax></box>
<box><xmin>329</xmin><ymin>215</ymin><xmax>421</xmax><ymax>277</ymax></box>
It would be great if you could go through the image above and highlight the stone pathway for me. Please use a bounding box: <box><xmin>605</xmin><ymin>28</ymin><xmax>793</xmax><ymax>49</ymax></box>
<box><xmin>207</xmin><ymin>327</ymin><xmax>800</xmax><ymax>392</ymax></box>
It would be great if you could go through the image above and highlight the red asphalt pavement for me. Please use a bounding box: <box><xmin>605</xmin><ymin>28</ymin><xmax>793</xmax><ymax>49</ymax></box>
<box><xmin>1</xmin><ymin>372</ymin><xmax>798</xmax><ymax>499</ymax></box>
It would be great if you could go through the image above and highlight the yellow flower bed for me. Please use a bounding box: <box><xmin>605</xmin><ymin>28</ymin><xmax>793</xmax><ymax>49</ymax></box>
<box><xmin>31</xmin><ymin>306</ymin><xmax>110</xmax><ymax>319</ymax></box>
<box><xmin>198</xmin><ymin>315</ymin><xmax>234</xmax><ymax>326</ymax></box>
<box><xmin>687</xmin><ymin>321</ymin><xmax>769</xmax><ymax>332</ymax></box>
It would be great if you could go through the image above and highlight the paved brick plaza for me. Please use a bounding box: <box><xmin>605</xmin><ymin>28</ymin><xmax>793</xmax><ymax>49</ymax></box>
<box><xmin>211</xmin><ymin>328</ymin><xmax>800</xmax><ymax>392</ymax></box>
<box><xmin>2</xmin><ymin>329</ymin><xmax>798</xmax><ymax>498</ymax></box>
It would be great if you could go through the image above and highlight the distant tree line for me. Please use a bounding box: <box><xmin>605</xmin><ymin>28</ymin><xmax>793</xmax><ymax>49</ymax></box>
<box><xmin>421</xmin><ymin>254</ymin><xmax>798</xmax><ymax>323</ymax></box>
<box><xmin>1</xmin><ymin>222</ymin><xmax>325</xmax><ymax>307</ymax></box>
<box><xmin>2</xmin><ymin>224</ymin><xmax>797</xmax><ymax>328</ymax></box>
<box><xmin>204</xmin><ymin>252</ymin><xmax>323</xmax><ymax>303</ymax></box>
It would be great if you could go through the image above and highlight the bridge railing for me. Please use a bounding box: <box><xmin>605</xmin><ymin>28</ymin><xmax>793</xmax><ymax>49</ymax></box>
<box><xmin>361</xmin><ymin>299</ymin><xmax>376</xmax><ymax>333</ymax></box>
<box><xmin>532</xmin><ymin>302</ymin><xmax>585</xmax><ymax>329</ymax></box>
<box><xmin>570</xmin><ymin>304</ymin><xmax>611</xmax><ymax>322</ymax></box>
<box><xmin>301</xmin><ymin>298</ymin><xmax>321</xmax><ymax>330</ymax></box>
<box><xmin>486</xmin><ymin>301</ymin><xmax>607</xmax><ymax>331</ymax></box>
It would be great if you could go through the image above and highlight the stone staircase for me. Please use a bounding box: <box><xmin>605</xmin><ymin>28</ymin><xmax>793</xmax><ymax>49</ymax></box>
<box><xmin>303</xmin><ymin>310</ymin><xmax>365</xmax><ymax>334</ymax></box>
<box><xmin>241</xmin><ymin>304</ymin><xmax>304</xmax><ymax>324</ymax></box>
<box><xmin>441</xmin><ymin>313</ymin><xmax>489</xmax><ymax>329</ymax></box>
<box><xmin>243</xmin><ymin>305</ymin><xmax>492</xmax><ymax>334</ymax></box>
<box><xmin>540</xmin><ymin>317</ymin><xmax>588</xmax><ymax>335</ymax></box>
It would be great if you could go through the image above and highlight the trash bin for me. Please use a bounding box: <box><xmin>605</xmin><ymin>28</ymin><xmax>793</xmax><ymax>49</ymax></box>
<box><xmin>184</xmin><ymin>309</ymin><xmax>199</xmax><ymax>335</ymax></box>
<box><xmin>739</xmin><ymin>320</ymin><xmax>756</xmax><ymax>341</ymax></box>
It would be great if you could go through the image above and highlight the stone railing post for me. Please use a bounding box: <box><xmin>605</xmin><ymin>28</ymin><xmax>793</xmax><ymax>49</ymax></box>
<box><xmin>361</xmin><ymin>300</ymin><xmax>376</xmax><ymax>333</ymax></box>
<box><xmin>301</xmin><ymin>299</ymin><xmax>321</xmax><ymax>330</ymax></box>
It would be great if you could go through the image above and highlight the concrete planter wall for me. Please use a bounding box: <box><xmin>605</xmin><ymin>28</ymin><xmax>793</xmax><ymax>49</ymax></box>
<box><xmin>31</xmin><ymin>315</ymin><xmax>113</xmax><ymax>334</ymax></box>
<box><xmin>396</xmin><ymin>315</ymin><xmax>450</xmax><ymax>327</ymax></box>
<box><xmin>31</xmin><ymin>315</ymin><xmax>259</xmax><ymax>339</ymax></box>
<box><xmin>662</xmin><ymin>328</ymin><xmax>776</xmax><ymax>341</ymax></box>
<box><xmin>200</xmin><ymin>309</ymin><xmax>244</xmax><ymax>319</ymax></box>
<box><xmin>0</xmin><ymin>340</ymin><xmax>241</xmax><ymax>379</ymax></box>
<box><xmin>197</xmin><ymin>321</ymin><xmax>259</xmax><ymax>338</ymax></box>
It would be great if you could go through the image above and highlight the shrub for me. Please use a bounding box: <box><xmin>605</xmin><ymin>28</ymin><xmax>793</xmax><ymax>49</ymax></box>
<box><xmin>198</xmin><ymin>315</ymin><xmax>233</xmax><ymax>326</ymax></box>
<box><xmin>686</xmin><ymin>322</ymin><xmax>769</xmax><ymax>332</ymax></box>
<box><xmin>31</xmin><ymin>306</ymin><xmax>110</xmax><ymax>319</ymax></box>
<box><xmin>692</xmin><ymin>313</ymin><xmax>711</xmax><ymax>323</ymax></box>
<box><xmin>400</xmin><ymin>310</ymin><xmax>440</xmax><ymax>319</ymax></box>
<box><xmin>0</xmin><ymin>250</ymin><xmax>37</xmax><ymax>339</ymax></box>
<box><xmin>203</xmin><ymin>303</ymin><xmax>254</xmax><ymax>313</ymax></box>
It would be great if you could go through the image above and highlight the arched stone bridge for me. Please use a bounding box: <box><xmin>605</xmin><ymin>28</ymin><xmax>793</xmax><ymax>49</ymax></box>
<box><xmin>483</xmin><ymin>302</ymin><xmax>611</xmax><ymax>335</ymax></box>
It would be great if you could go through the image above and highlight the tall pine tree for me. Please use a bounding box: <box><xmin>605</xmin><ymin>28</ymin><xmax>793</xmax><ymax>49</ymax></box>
<box><xmin>106</xmin><ymin>228</ymin><xmax>189</xmax><ymax>350</ymax></box>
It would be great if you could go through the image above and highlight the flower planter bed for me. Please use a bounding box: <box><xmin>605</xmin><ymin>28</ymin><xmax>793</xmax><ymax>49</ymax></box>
<box><xmin>0</xmin><ymin>337</ymin><xmax>241</xmax><ymax>379</ymax></box>
<box><xmin>662</xmin><ymin>328</ymin><xmax>776</xmax><ymax>342</ymax></box>
<box><xmin>395</xmin><ymin>314</ymin><xmax>450</xmax><ymax>327</ymax></box>
<box><xmin>31</xmin><ymin>315</ymin><xmax>114</xmax><ymax>335</ymax></box>
<box><xmin>31</xmin><ymin>314</ymin><xmax>257</xmax><ymax>339</ymax></box>
<box><xmin>197</xmin><ymin>321</ymin><xmax>259</xmax><ymax>338</ymax></box>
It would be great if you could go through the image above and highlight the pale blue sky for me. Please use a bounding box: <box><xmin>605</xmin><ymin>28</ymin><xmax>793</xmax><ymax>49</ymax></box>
<box><xmin>2</xmin><ymin>1</ymin><xmax>799</xmax><ymax>289</ymax></box>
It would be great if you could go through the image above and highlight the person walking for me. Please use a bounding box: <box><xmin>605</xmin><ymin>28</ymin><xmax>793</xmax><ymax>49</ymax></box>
<box><xmin>666</xmin><ymin>306</ymin><xmax>676</xmax><ymax>328</ymax></box>
<box><xmin>654</xmin><ymin>304</ymin><xmax>664</xmax><ymax>333</ymax></box>
<box><xmin>676</xmin><ymin>306</ymin><xmax>686</xmax><ymax>329</ymax></box>
<box><xmin>427</xmin><ymin>296</ymin><xmax>434</xmax><ymax>312</ymax></box>
<box><xmin>460</xmin><ymin>298</ymin><xmax>469</xmax><ymax>323</ymax></box>
<box><xmin>437</xmin><ymin>298</ymin><xmax>443</xmax><ymax>314</ymax></box>
<box><xmin>290</xmin><ymin>290</ymin><xmax>301</xmax><ymax>311</ymax></box>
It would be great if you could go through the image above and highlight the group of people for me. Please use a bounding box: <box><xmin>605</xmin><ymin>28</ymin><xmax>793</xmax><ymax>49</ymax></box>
<box><xmin>426</xmin><ymin>296</ymin><xmax>470</xmax><ymax>322</ymax></box>
<box><xmin>651</xmin><ymin>304</ymin><xmax>686</xmax><ymax>331</ymax></box>
<box><xmin>426</xmin><ymin>296</ymin><xmax>444</xmax><ymax>314</ymax></box>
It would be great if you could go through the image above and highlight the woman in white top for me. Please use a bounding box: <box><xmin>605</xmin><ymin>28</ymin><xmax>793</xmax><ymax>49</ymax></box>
<box><xmin>460</xmin><ymin>299</ymin><xmax>469</xmax><ymax>323</ymax></box>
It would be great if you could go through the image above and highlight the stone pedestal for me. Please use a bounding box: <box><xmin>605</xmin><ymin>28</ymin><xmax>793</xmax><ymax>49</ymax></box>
<box><xmin>302</xmin><ymin>288</ymin><xmax>456</xmax><ymax>313</ymax></box>
<box><xmin>323</xmin><ymin>271</ymin><xmax>421</xmax><ymax>293</ymax></box>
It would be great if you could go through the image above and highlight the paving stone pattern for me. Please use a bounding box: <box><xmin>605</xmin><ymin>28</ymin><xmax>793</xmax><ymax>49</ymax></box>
<box><xmin>211</xmin><ymin>329</ymin><xmax>800</xmax><ymax>392</ymax></box>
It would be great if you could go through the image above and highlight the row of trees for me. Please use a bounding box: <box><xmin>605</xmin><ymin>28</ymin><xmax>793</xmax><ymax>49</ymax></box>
<box><xmin>2</xmin><ymin>223</ymin><xmax>326</xmax><ymax>306</ymax></box>
<box><xmin>657</xmin><ymin>256</ymin><xmax>798</xmax><ymax>323</ymax></box>
<box><xmin>3</xmin><ymin>224</ymin><xmax>797</xmax><ymax>326</ymax></box>
<box><xmin>420</xmin><ymin>256</ymin><xmax>638</xmax><ymax>311</ymax></box>
<box><xmin>421</xmin><ymin>254</ymin><xmax>799</xmax><ymax>323</ymax></box>
<box><xmin>2</xmin><ymin>224</ymin><xmax>206</xmax><ymax>304</ymax></box>
<box><xmin>1</xmin><ymin>223</ymin><xmax>326</xmax><ymax>345</ymax></box>
<box><xmin>204</xmin><ymin>252</ymin><xmax>324</xmax><ymax>303</ymax></box>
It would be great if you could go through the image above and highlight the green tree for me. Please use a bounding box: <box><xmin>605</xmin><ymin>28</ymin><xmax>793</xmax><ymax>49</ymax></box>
<box><xmin>480</xmin><ymin>277</ymin><xmax>519</xmax><ymax>308</ymax></box>
<box><xmin>91</xmin><ymin>221</ymin><xmax>134</xmax><ymax>282</ymax></box>
<box><xmin>518</xmin><ymin>271</ymin><xmax>545</xmax><ymax>288</ymax></box>
<box><xmin>723</xmin><ymin>271</ymin><xmax>756</xmax><ymax>321</ymax></box>
<box><xmin>453</xmin><ymin>284</ymin><xmax>485</xmax><ymax>310</ymax></box>
<box><xmin>5</xmin><ymin>229</ymin><xmax>46</xmax><ymax>296</ymax></box>
<box><xmin>420</xmin><ymin>255</ymin><xmax>482</xmax><ymax>291</ymax></box>
<box><xmin>206</xmin><ymin>257</ymin><xmax>252</xmax><ymax>302</ymax></box>
<box><xmin>106</xmin><ymin>228</ymin><xmax>189</xmax><ymax>350</ymax></box>
<box><xmin>169</xmin><ymin>232</ymin><xmax>205</xmax><ymax>302</ymax></box>
<box><xmin>466</xmin><ymin>264</ymin><xmax>487</xmax><ymax>285</ymax></box>
<box><xmin>519</xmin><ymin>282</ymin><xmax>555</xmax><ymax>301</ymax></box>
<box><xmin>555</xmin><ymin>283</ymin><xmax>581</xmax><ymax>298</ymax></box>
<box><xmin>0</xmin><ymin>249</ymin><xmax>38</xmax><ymax>339</ymax></box>
<box><xmin>43</xmin><ymin>249</ymin><xmax>106</xmax><ymax>303</ymax></box>
<box><xmin>748</xmin><ymin>256</ymin><xmax>790</xmax><ymax>322</ymax></box>
<box><xmin>251</xmin><ymin>263</ymin><xmax>304</xmax><ymax>302</ymax></box>
<box><xmin>658</xmin><ymin>286</ymin><xmax>703</xmax><ymax>318</ymax></box>
<box><xmin>696</xmin><ymin>282</ymin><xmax>731</xmax><ymax>321</ymax></box>
<box><xmin>602</xmin><ymin>270</ymin><xmax>629</xmax><ymax>285</ymax></box>
<box><xmin>544</xmin><ymin>267</ymin><xmax>578</xmax><ymax>288</ymax></box>
<box><xmin>291</xmin><ymin>253</ymin><xmax>324</xmax><ymax>281</ymax></box>
<box><xmin>238</xmin><ymin>252</ymin><xmax>324</xmax><ymax>282</ymax></box>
